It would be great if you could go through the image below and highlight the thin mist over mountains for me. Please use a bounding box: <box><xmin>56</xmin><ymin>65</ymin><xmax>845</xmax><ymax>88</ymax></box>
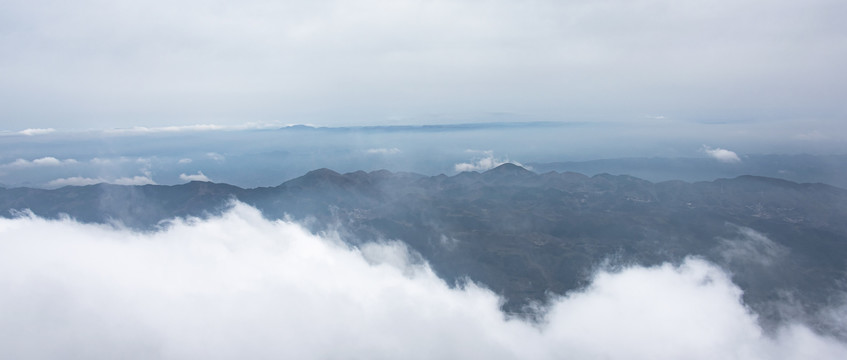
<box><xmin>1</xmin><ymin>123</ymin><xmax>845</xmax><ymax>189</ymax></box>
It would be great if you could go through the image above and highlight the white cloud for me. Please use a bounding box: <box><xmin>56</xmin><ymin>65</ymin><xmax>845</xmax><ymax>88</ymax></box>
<box><xmin>18</xmin><ymin>128</ymin><xmax>55</xmax><ymax>136</ymax></box>
<box><xmin>206</xmin><ymin>152</ymin><xmax>225</xmax><ymax>162</ymax></box>
<box><xmin>180</xmin><ymin>171</ymin><xmax>211</xmax><ymax>182</ymax></box>
<box><xmin>178</xmin><ymin>158</ymin><xmax>193</xmax><ymax>164</ymax></box>
<box><xmin>5</xmin><ymin>157</ymin><xmax>78</xmax><ymax>167</ymax></box>
<box><xmin>99</xmin><ymin>122</ymin><xmax>286</xmax><ymax>135</ymax></box>
<box><xmin>48</xmin><ymin>174</ymin><xmax>156</xmax><ymax>187</ymax></box>
<box><xmin>103</xmin><ymin>124</ymin><xmax>226</xmax><ymax>134</ymax></box>
<box><xmin>31</xmin><ymin>157</ymin><xmax>61</xmax><ymax>166</ymax></box>
<box><xmin>0</xmin><ymin>203</ymin><xmax>844</xmax><ymax>359</ymax></box>
<box><xmin>454</xmin><ymin>150</ymin><xmax>528</xmax><ymax>172</ymax></box>
<box><xmin>90</xmin><ymin>157</ymin><xmax>132</xmax><ymax>165</ymax></box>
<box><xmin>46</xmin><ymin>176</ymin><xmax>103</xmax><ymax>187</ymax></box>
<box><xmin>702</xmin><ymin>146</ymin><xmax>742</xmax><ymax>163</ymax></box>
<box><xmin>112</xmin><ymin>175</ymin><xmax>156</xmax><ymax>186</ymax></box>
<box><xmin>365</xmin><ymin>148</ymin><xmax>401</xmax><ymax>155</ymax></box>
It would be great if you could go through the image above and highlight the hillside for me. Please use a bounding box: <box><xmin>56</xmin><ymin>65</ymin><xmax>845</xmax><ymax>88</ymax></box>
<box><xmin>3</xmin><ymin>165</ymin><xmax>846</xmax><ymax>333</ymax></box>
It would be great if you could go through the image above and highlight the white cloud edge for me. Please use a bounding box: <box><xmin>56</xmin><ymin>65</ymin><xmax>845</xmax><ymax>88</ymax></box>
<box><xmin>0</xmin><ymin>203</ymin><xmax>844</xmax><ymax>359</ymax></box>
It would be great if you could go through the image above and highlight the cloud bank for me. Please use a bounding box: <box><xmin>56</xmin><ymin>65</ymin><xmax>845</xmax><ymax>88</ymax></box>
<box><xmin>0</xmin><ymin>203</ymin><xmax>845</xmax><ymax>359</ymax></box>
<box><xmin>3</xmin><ymin>0</ymin><xmax>844</xmax><ymax>131</ymax></box>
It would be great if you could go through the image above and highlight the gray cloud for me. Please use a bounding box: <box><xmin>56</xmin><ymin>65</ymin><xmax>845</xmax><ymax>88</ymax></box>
<box><xmin>0</xmin><ymin>203</ymin><xmax>845</xmax><ymax>359</ymax></box>
<box><xmin>0</xmin><ymin>0</ymin><xmax>844</xmax><ymax>131</ymax></box>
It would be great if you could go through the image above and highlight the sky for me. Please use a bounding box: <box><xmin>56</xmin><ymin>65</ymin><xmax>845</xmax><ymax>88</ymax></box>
<box><xmin>1</xmin><ymin>0</ymin><xmax>846</xmax><ymax>132</ymax></box>
<box><xmin>2</xmin><ymin>203</ymin><xmax>846</xmax><ymax>359</ymax></box>
<box><xmin>2</xmin><ymin>3</ymin><xmax>847</xmax><ymax>355</ymax></box>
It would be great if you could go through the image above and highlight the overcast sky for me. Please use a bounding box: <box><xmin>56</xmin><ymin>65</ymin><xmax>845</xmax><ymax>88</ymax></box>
<box><xmin>1</xmin><ymin>0</ymin><xmax>845</xmax><ymax>131</ymax></box>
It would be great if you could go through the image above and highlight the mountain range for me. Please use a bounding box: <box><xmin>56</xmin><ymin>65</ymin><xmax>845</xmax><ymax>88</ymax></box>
<box><xmin>2</xmin><ymin>164</ymin><xmax>846</xmax><ymax>335</ymax></box>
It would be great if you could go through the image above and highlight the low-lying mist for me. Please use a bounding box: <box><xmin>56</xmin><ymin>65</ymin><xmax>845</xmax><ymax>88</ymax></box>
<box><xmin>1</xmin><ymin>202</ymin><xmax>845</xmax><ymax>359</ymax></box>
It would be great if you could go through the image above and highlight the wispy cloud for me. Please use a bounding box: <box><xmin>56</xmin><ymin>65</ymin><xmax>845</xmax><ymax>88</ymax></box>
<box><xmin>718</xmin><ymin>227</ymin><xmax>788</xmax><ymax>267</ymax></box>
<box><xmin>111</xmin><ymin>175</ymin><xmax>156</xmax><ymax>186</ymax></box>
<box><xmin>206</xmin><ymin>152</ymin><xmax>225</xmax><ymax>162</ymax></box>
<box><xmin>702</xmin><ymin>146</ymin><xmax>742</xmax><ymax>163</ymax></box>
<box><xmin>18</xmin><ymin>128</ymin><xmax>56</xmax><ymax>136</ymax></box>
<box><xmin>365</xmin><ymin>148</ymin><xmax>401</xmax><ymax>155</ymax></box>
<box><xmin>794</xmin><ymin>131</ymin><xmax>827</xmax><ymax>141</ymax></box>
<box><xmin>179</xmin><ymin>171</ymin><xmax>211</xmax><ymax>182</ymax></box>
<box><xmin>178</xmin><ymin>158</ymin><xmax>193</xmax><ymax>164</ymax></box>
<box><xmin>46</xmin><ymin>174</ymin><xmax>156</xmax><ymax>187</ymax></box>
<box><xmin>0</xmin><ymin>204</ymin><xmax>844</xmax><ymax>359</ymax></box>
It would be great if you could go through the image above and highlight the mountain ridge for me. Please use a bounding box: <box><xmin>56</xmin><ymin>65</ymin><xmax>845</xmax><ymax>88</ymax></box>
<box><xmin>2</xmin><ymin>168</ymin><xmax>846</xmax><ymax>335</ymax></box>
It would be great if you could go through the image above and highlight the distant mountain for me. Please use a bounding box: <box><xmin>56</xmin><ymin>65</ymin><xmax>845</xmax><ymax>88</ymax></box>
<box><xmin>278</xmin><ymin>121</ymin><xmax>573</xmax><ymax>133</ymax></box>
<box><xmin>3</xmin><ymin>164</ymin><xmax>846</xmax><ymax>334</ymax></box>
<box><xmin>528</xmin><ymin>154</ymin><xmax>847</xmax><ymax>188</ymax></box>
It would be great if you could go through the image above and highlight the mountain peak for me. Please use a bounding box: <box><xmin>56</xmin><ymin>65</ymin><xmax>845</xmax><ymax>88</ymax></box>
<box><xmin>280</xmin><ymin>168</ymin><xmax>349</xmax><ymax>188</ymax></box>
<box><xmin>303</xmin><ymin>168</ymin><xmax>342</xmax><ymax>178</ymax></box>
<box><xmin>484</xmin><ymin>163</ymin><xmax>533</xmax><ymax>174</ymax></box>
